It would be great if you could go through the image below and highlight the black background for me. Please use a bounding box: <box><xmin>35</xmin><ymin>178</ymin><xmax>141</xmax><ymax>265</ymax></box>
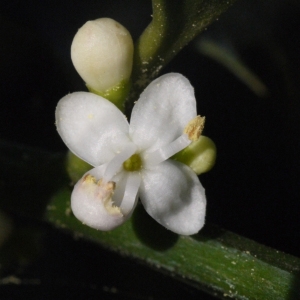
<box><xmin>0</xmin><ymin>0</ymin><xmax>299</xmax><ymax>299</ymax></box>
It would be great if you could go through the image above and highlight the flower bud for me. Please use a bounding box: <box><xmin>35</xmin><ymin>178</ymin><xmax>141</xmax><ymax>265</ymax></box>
<box><xmin>71</xmin><ymin>18</ymin><xmax>134</xmax><ymax>109</ymax></box>
<box><xmin>66</xmin><ymin>151</ymin><xmax>92</xmax><ymax>184</ymax></box>
<box><xmin>172</xmin><ymin>135</ymin><xmax>216</xmax><ymax>175</ymax></box>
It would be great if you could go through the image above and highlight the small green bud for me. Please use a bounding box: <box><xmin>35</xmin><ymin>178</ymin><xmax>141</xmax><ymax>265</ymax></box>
<box><xmin>66</xmin><ymin>151</ymin><xmax>92</xmax><ymax>183</ymax></box>
<box><xmin>172</xmin><ymin>136</ymin><xmax>216</xmax><ymax>175</ymax></box>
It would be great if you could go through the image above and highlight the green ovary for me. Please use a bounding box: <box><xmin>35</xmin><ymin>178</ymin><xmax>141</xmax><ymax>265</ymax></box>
<box><xmin>123</xmin><ymin>153</ymin><xmax>142</xmax><ymax>172</ymax></box>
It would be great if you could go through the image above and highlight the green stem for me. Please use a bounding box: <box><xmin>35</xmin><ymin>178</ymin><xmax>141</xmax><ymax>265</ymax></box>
<box><xmin>126</xmin><ymin>0</ymin><xmax>237</xmax><ymax>112</ymax></box>
<box><xmin>48</xmin><ymin>188</ymin><xmax>300</xmax><ymax>300</ymax></box>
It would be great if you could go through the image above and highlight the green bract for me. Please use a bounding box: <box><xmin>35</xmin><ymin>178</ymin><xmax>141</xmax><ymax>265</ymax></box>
<box><xmin>172</xmin><ymin>135</ymin><xmax>216</xmax><ymax>175</ymax></box>
<box><xmin>87</xmin><ymin>79</ymin><xmax>131</xmax><ymax>111</ymax></box>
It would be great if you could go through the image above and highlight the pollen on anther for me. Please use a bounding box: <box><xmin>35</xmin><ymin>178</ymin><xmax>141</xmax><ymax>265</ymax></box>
<box><xmin>83</xmin><ymin>174</ymin><xmax>96</xmax><ymax>183</ymax></box>
<box><xmin>184</xmin><ymin>115</ymin><xmax>205</xmax><ymax>141</ymax></box>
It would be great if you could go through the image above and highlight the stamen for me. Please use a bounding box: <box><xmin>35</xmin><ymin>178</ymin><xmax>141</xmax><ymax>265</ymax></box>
<box><xmin>120</xmin><ymin>172</ymin><xmax>141</xmax><ymax>215</ymax></box>
<box><xmin>103</xmin><ymin>143</ymin><xmax>137</xmax><ymax>180</ymax></box>
<box><xmin>98</xmin><ymin>180</ymin><xmax>120</xmax><ymax>215</ymax></box>
<box><xmin>144</xmin><ymin>116</ymin><xmax>206</xmax><ymax>167</ymax></box>
<box><xmin>144</xmin><ymin>134</ymin><xmax>191</xmax><ymax>167</ymax></box>
<box><xmin>184</xmin><ymin>115</ymin><xmax>205</xmax><ymax>141</ymax></box>
<box><xmin>81</xmin><ymin>173</ymin><xmax>121</xmax><ymax>215</ymax></box>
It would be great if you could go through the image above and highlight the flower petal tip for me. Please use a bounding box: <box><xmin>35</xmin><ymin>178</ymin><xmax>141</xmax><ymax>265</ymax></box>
<box><xmin>71</xmin><ymin>173</ymin><xmax>126</xmax><ymax>231</ymax></box>
<box><xmin>140</xmin><ymin>160</ymin><xmax>206</xmax><ymax>236</ymax></box>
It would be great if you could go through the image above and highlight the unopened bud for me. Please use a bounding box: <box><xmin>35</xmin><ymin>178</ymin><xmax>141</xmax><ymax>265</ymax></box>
<box><xmin>71</xmin><ymin>18</ymin><xmax>133</xmax><ymax>109</ymax></box>
<box><xmin>66</xmin><ymin>151</ymin><xmax>92</xmax><ymax>183</ymax></box>
<box><xmin>172</xmin><ymin>135</ymin><xmax>216</xmax><ymax>175</ymax></box>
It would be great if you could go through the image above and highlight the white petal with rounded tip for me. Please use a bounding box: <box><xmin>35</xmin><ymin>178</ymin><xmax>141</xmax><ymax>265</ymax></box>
<box><xmin>140</xmin><ymin>160</ymin><xmax>206</xmax><ymax>235</ymax></box>
<box><xmin>56</xmin><ymin>92</ymin><xmax>132</xmax><ymax>166</ymax></box>
<box><xmin>129</xmin><ymin>73</ymin><xmax>197</xmax><ymax>153</ymax></box>
<box><xmin>71</xmin><ymin>171</ymin><xmax>124</xmax><ymax>231</ymax></box>
<box><xmin>71</xmin><ymin>165</ymin><xmax>133</xmax><ymax>231</ymax></box>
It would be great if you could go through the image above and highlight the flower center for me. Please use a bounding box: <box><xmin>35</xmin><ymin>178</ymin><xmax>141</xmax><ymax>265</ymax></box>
<box><xmin>123</xmin><ymin>153</ymin><xmax>142</xmax><ymax>172</ymax></box>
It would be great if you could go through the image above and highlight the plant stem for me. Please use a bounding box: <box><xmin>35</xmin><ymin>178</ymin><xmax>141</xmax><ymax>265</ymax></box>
<box><xmin>48</xmin><ymin>189</ymin><xmax>300</xmax><ymax>300</ymax></box>
<box><xmin>126</xmin><ymin>0</ymin><xmax>237</xmax><ymax>113</ymax></box>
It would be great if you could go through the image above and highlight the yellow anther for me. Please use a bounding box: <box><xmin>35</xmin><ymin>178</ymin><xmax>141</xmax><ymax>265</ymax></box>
<box><xmin>184</xmin><ymin>115</ymin><xmax>205</xmax><ymax>141</ymax></box>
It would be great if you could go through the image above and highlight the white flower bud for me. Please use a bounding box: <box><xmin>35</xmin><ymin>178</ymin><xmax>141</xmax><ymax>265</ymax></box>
<box><xmin>71</xmin><ymin>18</ymin><xmax>134</xmax><ymax>93</ymax></box>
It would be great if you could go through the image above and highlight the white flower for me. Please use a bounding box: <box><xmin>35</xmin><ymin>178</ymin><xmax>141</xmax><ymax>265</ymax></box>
<box><xmin>55</xmin><ymin>73</ymin><xmax>206</xmax><ymax>235</ymax></box>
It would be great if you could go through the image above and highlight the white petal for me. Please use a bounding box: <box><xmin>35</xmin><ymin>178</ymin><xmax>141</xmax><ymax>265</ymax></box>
<box><xmin>56</xmin><ymin>92</ymin><xmax>131</xmax><ymax>166</ymax></box>
<box><xmin>129</xmin><ymin>73</ymin><xmax>197</xmax><ymax>153</ymax></box>
<box><xmin>71</xmin><ymin>165</ymin><xmax>133</xmax><ymax>231</ymax></box>
<box><xmin>71</xmin><ymin>173</ymin><xmax>124</xmax><ymax>231</ymax></box>
<box><xmin>140</xmin><ymin>160</ymin><xmax>206</xmax><ymax>235</ymax></box>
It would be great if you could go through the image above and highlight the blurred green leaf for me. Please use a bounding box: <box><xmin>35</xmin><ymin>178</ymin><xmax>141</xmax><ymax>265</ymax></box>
<box><xmin>197</xmin><ymin>39</ymin><xmax>269</xmax><ymax>97</ymax></box>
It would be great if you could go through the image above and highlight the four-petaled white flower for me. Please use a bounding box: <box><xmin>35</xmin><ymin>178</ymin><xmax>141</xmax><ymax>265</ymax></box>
<box><xmin>55</xmin><ymin>73</ymin><xmax>206</xmax><ymax>235</ymax></box>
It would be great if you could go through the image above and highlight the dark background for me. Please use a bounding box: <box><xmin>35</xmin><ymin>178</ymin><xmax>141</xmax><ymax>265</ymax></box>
<box><xmin>0</xmin><ymin>0</ymin><xmax>299</xmax><ymax>299</ymax></box>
